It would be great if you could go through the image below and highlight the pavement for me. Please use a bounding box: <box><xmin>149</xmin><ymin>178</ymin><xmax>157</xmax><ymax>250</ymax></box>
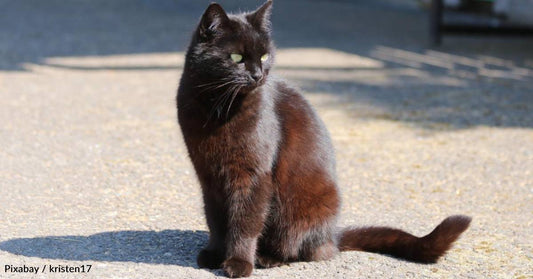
<box><xmin>0</xmin><ymin>0</ymin><xmax>532</xmax><ymax>278</ymax></box>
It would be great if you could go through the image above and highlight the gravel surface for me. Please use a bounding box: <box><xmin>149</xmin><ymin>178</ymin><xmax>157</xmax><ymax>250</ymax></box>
<box><xmin>1</xmin><ymin>0</ymin><xmax>532</xmax><ymax>278</ymax></box>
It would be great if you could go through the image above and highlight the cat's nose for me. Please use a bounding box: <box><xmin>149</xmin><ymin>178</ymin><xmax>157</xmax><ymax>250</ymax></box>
<box><xmin>251</xmin><ymin>72</ymin><xmax>263</xmax><ymax>83</ymax></box>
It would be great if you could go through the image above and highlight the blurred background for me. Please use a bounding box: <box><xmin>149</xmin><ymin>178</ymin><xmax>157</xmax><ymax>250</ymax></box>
<box><xmin>1</xmin><ymin>0</ymin><xmax>532</xmax><ymax>126</ymax></box>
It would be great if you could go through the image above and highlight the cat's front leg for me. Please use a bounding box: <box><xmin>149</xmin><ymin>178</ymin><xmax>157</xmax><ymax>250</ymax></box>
<box><xmin>198</xmin><ymin>188</ymin><xmax>227</xmax><ymax>269</ymax></box>
<box><xmin>222</xmin><ymin>173</ymin><xmax>272</xmax><ymax>278</ymax></box>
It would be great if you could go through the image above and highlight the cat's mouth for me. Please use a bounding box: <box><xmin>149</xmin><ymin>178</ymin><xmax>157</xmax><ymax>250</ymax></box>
<box><xmin>241</xmin><ymin>78</ymin><xmax>266</xmax><ymax>93</ymax></box>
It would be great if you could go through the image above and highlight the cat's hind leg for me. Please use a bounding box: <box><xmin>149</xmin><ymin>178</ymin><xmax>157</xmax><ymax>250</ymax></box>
<box><xmin>299</xmin><ymin>239</ymin><xmax>338</xmax><ymax>262</ymax></box>
<box><xmin>256</xmin><ymin>230</ymin><xmax>338</xmax><ymax>266</ymax></box>
<box><xmin>256</xmin><ymin>251</ymin><xmax>285</xmax><ymax>268</ymax></box>
<box><xmin>297</xmin><ymin>224</ymin><xmax>339</xmax><ymax>262</ymax></box>
<box><xmin>255</xmin><ymin>223</ymin><xmax>301</xmax><ymax>268</ymax></box>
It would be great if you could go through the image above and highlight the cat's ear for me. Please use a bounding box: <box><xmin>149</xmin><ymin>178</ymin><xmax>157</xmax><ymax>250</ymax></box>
<box><xmin>198</xmin><ymin>3</ymin><xmax>229</xmax><ymax>39</ymax></box>
<box><xmin>247</xmin><ymin>0</ymin><xmax>273</xmax><ymax>31</ymax></box>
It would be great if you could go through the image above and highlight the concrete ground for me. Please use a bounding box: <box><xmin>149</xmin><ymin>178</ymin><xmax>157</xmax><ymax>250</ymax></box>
<box><xmin>1</xmin><ymin>0</ymin><xmax>532</xmax><ymax>278</ymax></box>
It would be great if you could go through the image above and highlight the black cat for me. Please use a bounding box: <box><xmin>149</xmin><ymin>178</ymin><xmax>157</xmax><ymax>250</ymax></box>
<box><xmin>176</xmin><ymin>1</ymin><xmax>471</xmax><ymax>277</ymax></box>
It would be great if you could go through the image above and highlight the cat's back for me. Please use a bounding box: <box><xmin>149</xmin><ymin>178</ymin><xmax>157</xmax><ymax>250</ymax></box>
<box><xmin>272</xmin><ymin>78</ymin><xmax>332</xmax><ymax>145</ymax></box>
<box><xmin>272</xmin><ymin>79</ymin><xmax>319</xmax><ymax>123</ymax></box>
<box><xmin>269</xmin><ymin>78</ymin><xmax>339</xmax><ymax>226</ymax></box>
<box><xmin>271</xmin><ymin>78</ymin><xmax>336</xmax><ymax>183</ymax></box>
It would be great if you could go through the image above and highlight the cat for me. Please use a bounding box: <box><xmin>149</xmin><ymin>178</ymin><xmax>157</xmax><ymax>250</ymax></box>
<box><xmin>176</xmin><ymin>1</ymin><xmax>471</xmax><ymax>277</ymax></box>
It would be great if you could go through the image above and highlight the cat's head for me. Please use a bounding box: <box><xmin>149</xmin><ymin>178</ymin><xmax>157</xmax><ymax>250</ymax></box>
<box><xmin>187</xmin><ymin>1</ymin><xmax>274</xmax><ymax>93</ymax></box>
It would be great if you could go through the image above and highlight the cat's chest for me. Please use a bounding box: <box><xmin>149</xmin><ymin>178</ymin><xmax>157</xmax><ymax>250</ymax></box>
<box><xmin>190</xmin><ymin>114</ymin><xmax>278</xmax><ymax>175</ymax></box>
<box><xmin>181</xmin><ymin>90</ymin><xmax>280</xmax><ymax>172</ymax></box>
<box><xmin>198</xmin><ymin>116</ymin><xmax>272</xmax><ymax>161</ymax></box>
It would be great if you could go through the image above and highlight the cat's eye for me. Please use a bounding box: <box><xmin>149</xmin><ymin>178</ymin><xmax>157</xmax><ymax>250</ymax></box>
<box><xmin>261</xmin><ymin>54</ymin><xmax>269</xmax><ymax>62</ymax></box>
<box><xmin>230</xmin><ymin>53</ymin><xmax>243</xmax><ymax>63</ymax></box>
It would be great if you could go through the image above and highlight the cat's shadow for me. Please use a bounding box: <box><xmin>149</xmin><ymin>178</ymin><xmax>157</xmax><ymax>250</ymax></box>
<box><xmin>0</xmin><ymin>230</ymin><xmax>208</xmax><ymax>266</ymax></box>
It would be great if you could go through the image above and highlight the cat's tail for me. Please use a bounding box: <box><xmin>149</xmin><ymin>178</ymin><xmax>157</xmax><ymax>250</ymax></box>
<box><xmin>338</xmin><ymin>215</ymin><xmax>471</xmax><ymax>263</ymax></box>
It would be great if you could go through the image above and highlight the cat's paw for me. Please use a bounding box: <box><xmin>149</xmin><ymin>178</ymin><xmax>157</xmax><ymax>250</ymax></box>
<box><xmin>256</xmin><ymin>254</ymin><xmax>284</xmax><ymax>268</ymax></box>
<box><xmin>197</xmin><ymin>249</ymin><xmax>223</xmax><ymax>269</ymax></box>
<box><xmin>222</xmin><ymin>257</ymin><xmax>253</xmax><ymax>278</ymax></box>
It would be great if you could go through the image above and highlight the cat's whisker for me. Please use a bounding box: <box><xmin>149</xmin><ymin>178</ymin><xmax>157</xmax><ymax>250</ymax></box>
<box><xmin>203</xmin><ymin>83</ymin><xmax>236</xmax><ymax>126</ymax></box>
<box><xmin>204</xmin><ymin>95</ymin><xmax>223</xmax><ymax>126</ymax></box>
<box><xmin>212</xmin><ymin>80</ymin><xmax>237</xmax><ymax>91</ymax></box>
<box><xmin>225</xmin><ymin>85</ymin><xmax>242</xmax><ymax>119</ymax></box>
<box><xmin>196</xmin><ymin>79</ymin><xmax>232</xmax><ymax>94</ymax></box>
<box><xmin>208</xmin><ymin>95</ymin><xmax>226</xmax><ymax>121</ymax></box>
<box><xmin>219</xmin><ymin>84</ymin><xmax>238</xmax><ymax>119</ymax></box>
<box><xmin>196</xmin><ymin>78</ymin><xmax>232</xmax><ymax>88</ymax></box>
<box><xmin>199</xmin><ymin>84</ymin><xmax>226</xmax><ymax>93</ymax></box>
<box><xmin>199</xmin><ymin>80</ymin><xmax>238</xmax><ymax>94</ymax></box>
